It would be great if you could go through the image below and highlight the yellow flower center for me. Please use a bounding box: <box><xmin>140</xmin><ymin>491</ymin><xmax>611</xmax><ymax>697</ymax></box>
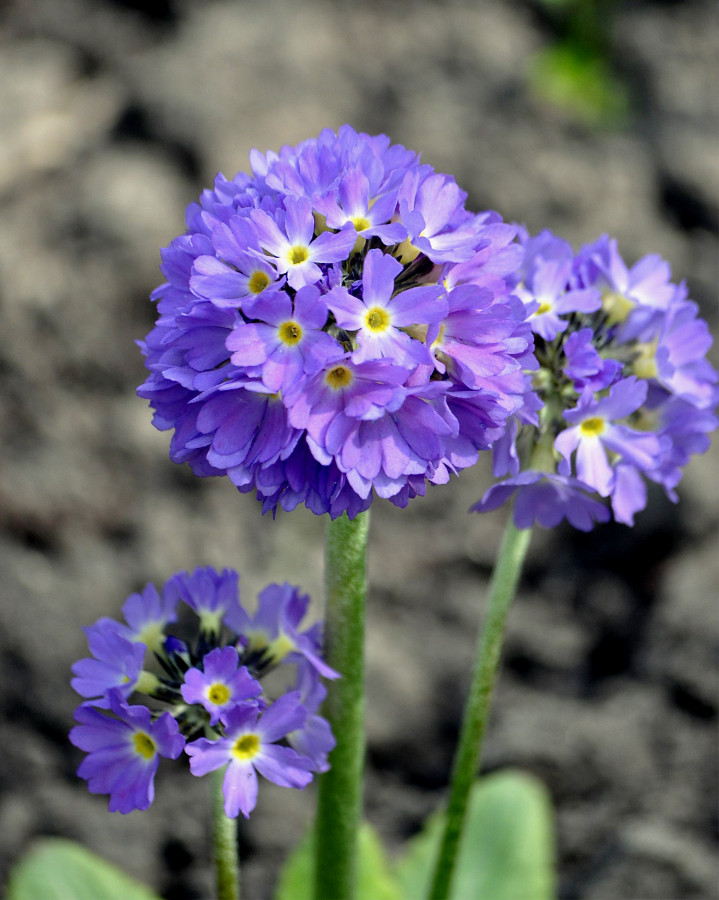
<box><xmin>535</xmin><ymin>301</ymin><xmax>552</xmax><ymax>316</ymax></box>
<box><xmin>632</xmin><ymin>340</ymin><xmax>659</xmax><ymax>380</ymax></box>
<box><xmin>580</xmin><ymin>416</ymin><xmax>606</xmax><ymax>437</ymax></box>
<box><xmin>365</xmin><ymin>306</ymin><xmax>391</xmax><ymax>332</ymax></box>
<box><xmin>266</xmin><ymin>633</ymin><xmax>296</xmax><ymax>665</ymax></box>
<box><xmin>232</xmin><ymin>734</ymin><xmax>260</xmax><ymax>761</ymax></box>
<box><xmin>278</xmin><ymin>321</ymin><xmax>303</xmax><ymax>345</ymax></box>
<box><xmin>207</xmin><ymin>683</ymin><xmax>230</xmax><ymax>706</ymax></box>
<box><xmin>325</xmin><ymin>365</ymin><xmax>353</xmax><ymax>390</ymax></box>
<box><xmin>135</xmin><ymin>622</ymin><xmax>165</xmax><ymax>654</ymax></box>
<box><xmin>602</xmin><ymin>290</ymin><xmax>634</xmax><ymax>326</ymax></box>
<box><xmin>396</xmin><ymin>237</ymin><xmax>420</xmax><ymax>265</ymax></box>
<box><xmin>248</xmin><ymin>270</ymin><xmax>270</xmax><ymax>294</ymax></box>
<box><xmin>133</xmin><ymin>732</ymin><xmax>156</xmax><ymax>760</ymax></box>
<box><xmin>351</xmin><ymin>215</ymin><xmax>371</xmax><ymax>232</ymax></box>
<box><xmin>288</xmin><ymin>245</ymin><xmax>309</xmax><ymax>266</ymax></box>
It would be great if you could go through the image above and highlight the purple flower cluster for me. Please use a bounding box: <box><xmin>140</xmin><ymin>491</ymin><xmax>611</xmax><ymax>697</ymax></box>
<box><xmin>70</xmin><ymin>569</ymin><xmax>336</xmax><ymax>817</ymax></box>
<box><xmin>138</xmin><ymin>126</ymin><xmax>534</xmax><ymax>518</ymax></box>
<box><xmin>472</xmin><ymin>230</ymin><xmax>718</xmax><ymax>530</ymax></box>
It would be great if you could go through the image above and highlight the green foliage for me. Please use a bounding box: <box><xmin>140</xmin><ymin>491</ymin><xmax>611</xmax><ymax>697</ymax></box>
<box><xmin>276</xmin><ymin>822</ymin><xmax>402</xmax><ymax>900</ymax></box>
<box><xmin>7</xmin><ymin>838</ymin><xmax>161</xmax><ymax>900</ymax></box>
<box><xmin>278</xmin><ymin>771</ymin><xmax>555</xmax><ymax>900</ymax></box>
<box><xmin>395</xmin><ymin>771</ymin><xmax>556</xmax><ymax>900</ymax></box>
<box><xmin>529</xmin><ymin>42</ymin><xmax>629</xmax><ymax>128</ymax></box>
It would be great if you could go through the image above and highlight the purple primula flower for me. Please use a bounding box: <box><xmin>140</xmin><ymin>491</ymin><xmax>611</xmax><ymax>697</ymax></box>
<box><xmin>471</xmin><ymin>471</ymin><xmax>611</xmax><ymax>531</ymax></box>
<box><xmin>326</xmin><ymin>250</ymin><xmax>445</xmax><ymax>367</ymax></box>
<box><xmin>138</xmin><ymin>127</ymin><xmax>532</xmax><ymax>518</ymax></box>
<box><xmin>185</xmin><ymin>692</ymin><xmax>314</xmax><ymax>818</ymax></box>
<box><xmin>181</xmin><ymin>646</ymin><xmax>261</xmax><ymax>726</ymax></box>
<box><xmin>172</xmin><ymin>566</ymin><xmax>244</xmax><ymax>636</ymax></box>
<box><xmin>119</xmin><ymin>580</ymin><xmax>181</xmax><ymax>654</ymax></box>
<box><xmin>234</xmin><ymin>581</ymin><xmax>339</xmax><ymax>680</ymax></box>
<box><xmin>70</xmin><ymin>569</ymin><xmax>337</xmax><ymax>815</ymax></box>
<box><xmin>71</xmin><ymin>623</ymin><xmax>148</xmax><ymax>708</ymax></box>
<box><xmin>555</xmin><ymin>378</ymin><xmax>662</xmax><ymax>496</ymax></box>
<box><xmin>472</xmin><ymin>228</ymin><xmax>717</xmax><ymax>529</ymax></box>
<box><xmin>226</xmin><ymin>284</ymin><xmax>342</xmax><ymax>392</ymax></box>
<box><xmin>70</xmin><ymin>690</ymin><xmax>185</xmax><ymax>813</ymax></box>
<box><xmin>250</xmin><ymin>196</ymin><xmax>357</xmax><ymax>290</ymax></box>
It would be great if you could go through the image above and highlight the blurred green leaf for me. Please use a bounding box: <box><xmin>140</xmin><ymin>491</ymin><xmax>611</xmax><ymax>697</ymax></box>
<box><xmin>529</xmin><ymin>42</ymin><xmax>629</xmax><ymax>128</ymax></box>
<box><xmin>7</xmin><ymin>838</ymin><xmax>161</xmax><ymax>900</ymax></box>
<box><xmin>395</xmin><ymin>770</ymin><xmax>556</xmax><ymax>900</ymax></box>
<box><xmin>276</xmin><ymin>822</ymin><xmax>402</xmax><ymax>900</ymax></box>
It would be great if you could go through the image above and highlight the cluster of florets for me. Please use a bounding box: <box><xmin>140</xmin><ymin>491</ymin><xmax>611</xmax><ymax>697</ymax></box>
<box><xmin>138</xmin><ymin>126</ymin><xmax>534</xmax><ymax>519</ymax></box>
<box><xmin>70</xmin><ymin>567</ymin><xmax>336</xmax><ymax>818</ymax></box>
<box><xmin>472</xmin><ymin>230</ymin><xmax>718</xmax><ymax>530</ymax></box>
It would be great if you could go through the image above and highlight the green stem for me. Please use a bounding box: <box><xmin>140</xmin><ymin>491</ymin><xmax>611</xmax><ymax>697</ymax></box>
<box><xmin>211</xmin><ymin>768</ymin><xmax>240</xmax><ymax>900</ymax></box>
<box><xmin>428</xmin><ymin>516</ymin><xmax>532</xmax><ymax>900</ymax></box>
<box><xmin>313</xmin><ymin>510</ymin><xmax>370</xmax><ymax>900</ymax></box>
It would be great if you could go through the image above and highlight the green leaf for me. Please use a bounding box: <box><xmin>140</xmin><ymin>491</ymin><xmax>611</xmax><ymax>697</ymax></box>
<box><xmin>395</xmin><ymin>770</ymin><xmax>555</xmax><ymax>900</ymax></box>
<box><xmin>276</xmin><ymin>822</ymin><xmax>402</xmax><ymax>900</ymax></box>
<box><xmin>7</xmin><ymin>838</ymin><xmax>161</xmax><ymax>900</ymax></box>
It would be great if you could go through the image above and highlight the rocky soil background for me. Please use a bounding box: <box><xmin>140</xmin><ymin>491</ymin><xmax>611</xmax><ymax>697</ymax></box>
<box><xmin>1</xmin><ymin>1</ymin><xmax>717</xmax><ymax>898</ymax></box>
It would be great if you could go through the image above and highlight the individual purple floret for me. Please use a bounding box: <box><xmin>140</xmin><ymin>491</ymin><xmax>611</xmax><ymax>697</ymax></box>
<box><xmin>70</xmin><ymin>690</ymin><xmax>185</xmax><ymax>813</ymax></box>
<box><xmin>181</xmin><ymin>646</ymin><xmax>262</xmax><ymax>726</ymax></box>
<box><xmin>138</xmin><ymin>126</ymin><xmax>533</xmax><ymax>518</ymax></box>
<box><xmin>70</xmin><ymin>569</ymin><xmax>335</xmax><ymax>816</ymax></box>
<box><xmin>185</xmin><ymin>692</ymin><xmax>314</xmax><ymax>819</ymax></box>
<box><xmin>472</xmin><ymin>230</ymin><xmax>718</xmax><ymax>530</ymax></box>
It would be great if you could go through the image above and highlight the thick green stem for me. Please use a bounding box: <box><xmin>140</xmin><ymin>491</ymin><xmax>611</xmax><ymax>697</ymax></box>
<box><xmin>211</xmin><ymin>768</ymin><xmax>240</xmax><ymax>900</ymax></box>
<box><xmin>313</xmin><ymin>510</ymin><xmax>370</xmax><ymax>900</ymax></box>
<box><xmin>428</xmin><ymin>516</ymin><xmax>532</xmax><ymax>900</ymax></box>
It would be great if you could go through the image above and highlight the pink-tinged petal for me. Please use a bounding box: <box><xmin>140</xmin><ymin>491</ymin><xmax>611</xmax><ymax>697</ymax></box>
<box><xmin>223</xmin><ymin>759</ymin><xmax>258</xmax><ymax>818</ymax></box>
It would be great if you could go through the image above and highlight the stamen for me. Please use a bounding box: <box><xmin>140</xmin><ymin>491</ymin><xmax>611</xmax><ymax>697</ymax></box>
<box><xmin>232</xmin><ymin>733</ymin><xmax>260</xmax><ymax>760</ymax></box>
<box><xmin>278</xmin><ymin>321</ymin><xmax>303</xmax><ymax>345</ymax></box>
<box><xmin>325</xmin><ymin>365</ymin><xmax>353</xmax><ymax>390</ymax></box>
<box><xmin>365</xmin><ymin>306</ymin><xmax>391</xmax><ymax>332</ymax></box>
<box><xmin>288</xmin><ymin>245</ymin><xmax>309</xmax><ymax>266</ymax></box>
<box><xmin>248</xmin><ymin>270</ymin><xmax>270</xmax><ymax>294</ymax></box>
<box><xmin>580</xmin><ymin>416</ymin><xmax>606</xmax><ymax>437</ymax></box>
<box><xmin>208</xmin><ymin>683</ymin><xmax>231</xmax><ymax>706</ymax></box>
<box><xmin>133</xmin><ymin>732</ymin><xmax>156</xmax><ymax>760</ymax></box>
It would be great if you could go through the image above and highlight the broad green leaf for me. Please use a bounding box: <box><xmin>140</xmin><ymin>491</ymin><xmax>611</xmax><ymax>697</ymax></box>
<box><xmin>7</xmin><ymin>838</ymin><xmax>161</xmax><ymax>900</ymax></box>
<box><xmin>276</xmin><ymin>822</ymin><xmax>402</xmax><ymax>900</ymax></box>
<box><xmin>395</xmin><ymin>770</ymin><xmax>555</xmax><ymax>900</ymax></box>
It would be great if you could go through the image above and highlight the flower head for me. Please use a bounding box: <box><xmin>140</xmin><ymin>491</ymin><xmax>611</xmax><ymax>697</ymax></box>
<box><xmin>138</xmin><ymin>126</ymin><xmax>532</xmax><ymax>518</ymax></box>
<box><xmin>70</xmin><ymin>569</ymin><xmax>335</xmax><ymax>816</ymax></box>
<box><xmin>472</xmin><ymin>231</ymin><xmax>718</xmax><ymax>529</ymax></box>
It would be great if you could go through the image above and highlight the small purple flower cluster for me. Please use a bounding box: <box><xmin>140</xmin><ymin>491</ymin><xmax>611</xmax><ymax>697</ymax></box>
<box><xmin>472</xmin><ymin>230</ymin><xmax>718</xmax><ymax>530</ymax></box>
<box><xmin>138</xmin><ymin>126</ymin><xmax>534</xmax><ymax>518</ymax></box>
<box><xmin>70</xmin><ymin>568</ymin><xmax>336</xmax><ymax>818</ymax></box>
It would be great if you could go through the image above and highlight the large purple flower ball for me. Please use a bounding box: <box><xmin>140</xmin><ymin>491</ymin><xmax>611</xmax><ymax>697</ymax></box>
<box><xmin>138</xmin><ymin>126</ymin><xmax>533</xmax><ymax>518</ymax></box>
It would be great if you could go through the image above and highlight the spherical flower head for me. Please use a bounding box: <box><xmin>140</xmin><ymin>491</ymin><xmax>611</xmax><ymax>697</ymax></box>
<box><xmin>138</xmin><ymin>126</ymin><xmax>532</xmax><ymax>518</ymax></box>
<box><xmin>180</xmin><ymin>646</ymin><xmax>262</xmax><ymax>725</ymax></box>
<box><xmin>471</xmin><ymin>230</ymin><xmax>718</xmax><ymax>530</ymax></box>
<box><xmin>185</xmin><ymin>692</ymin><xmax>314</xmax><ymax>818</ymax></box>
<box><xmin>70</xmin><ymin>690</ymin><xmax>185</xmax><ymax>813</ymax></box>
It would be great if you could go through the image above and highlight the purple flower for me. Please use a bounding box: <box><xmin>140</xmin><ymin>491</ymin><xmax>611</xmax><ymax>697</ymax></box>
<box><xmin>471</xmin><ymin>471</ymin><xmax>611</xmax><ymax>531</ymax></box>
<box><xmin>555</xmin><ymin>378</ymin><xmax>662</xmax><ymax>497</ymax></box>
<box><xmin>285</xmin><ymin>663</ymin><xmax>336</xmax><ymax>772</ymax></box>
<box><xmin>181</xmin><ymin>647</ymin><xmax>261</xmax><ymax>725</ymax></box>
<box><xmin>138</xmin><ymin>127</ymin><xmax>531</xmax><ymax>518</ymax></box>
<box><xmin>70</xmin><ymin>691</ymin><xmax>185</xmax><ymax>813</ymax></box>
<box><xmin>471</xmin><ymin>229</ymin><xmax>718</xmax><ymax>529</ymax></box>
<box><xmin>171</xmin><ymin>567</ymin><xmax>245</xmax><ymax>636</ymax></box>
<box><xmin>71</xmin><ymin>622</ymin><xmax>148</xmax><ymax>708</ymax></box>
<box><xmin>185</xmin><ymin>693</ymin><xmax>314</xmax><ymax>818</ymax></box>
<box><xmin>119</xmin><ymin>581</ymin><xmax>181</xmax><ymax>654</ymax></box>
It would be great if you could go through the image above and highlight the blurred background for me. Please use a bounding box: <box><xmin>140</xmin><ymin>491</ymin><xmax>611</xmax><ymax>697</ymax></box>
<box><xmin>1</xmin><ymin>0</ymin><xmax>717</xmax><ymax>897</ymax></box>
